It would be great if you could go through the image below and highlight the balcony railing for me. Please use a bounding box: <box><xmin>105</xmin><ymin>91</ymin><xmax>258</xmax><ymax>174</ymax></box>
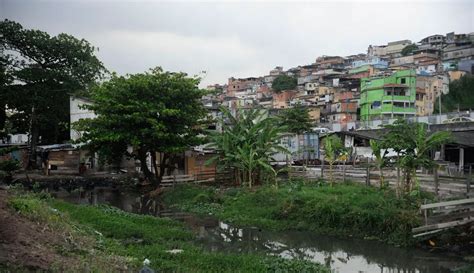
<box><xmin>318</xmin><ymin>111</ymin><xmax>474</xmax><ymax>132</ymax></box>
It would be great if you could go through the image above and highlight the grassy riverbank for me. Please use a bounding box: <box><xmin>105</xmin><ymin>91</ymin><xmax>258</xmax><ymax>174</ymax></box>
<box><xmin>162</xmin><ymin>180</ymin><xmax>428</xmax><ymax>246</ymax></box>
<box><xmin>3</xmin><ymin>189</ymin><xmax>329</xmax><ymax>272</ymax></box>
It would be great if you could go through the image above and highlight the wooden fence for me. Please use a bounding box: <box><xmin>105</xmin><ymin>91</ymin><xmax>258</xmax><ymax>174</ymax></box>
<box><xmin>291</xmin><ymin>164</ymin><xmax>474</xmax><ymax>235</ymax></box>
<box><xmin>289</xmin><ymin>164</ymin><xmax>473</xmax><ymax>199</ymax></box>
<box><xmin>412</xmin><ymin>198</ymin><xmax>474</xmax><ymax>237</ymax></box>
<box><xmin>160</xmin><ymin>170</ymin><xmax>234</xmax><ymax>188</ymax></box>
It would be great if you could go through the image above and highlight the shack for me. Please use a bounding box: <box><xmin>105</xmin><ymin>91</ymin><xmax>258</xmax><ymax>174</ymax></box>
<box><xmin>37</xmin><ymin>144</ymin><xmax>85</xmax><ymax>175</ymax></box>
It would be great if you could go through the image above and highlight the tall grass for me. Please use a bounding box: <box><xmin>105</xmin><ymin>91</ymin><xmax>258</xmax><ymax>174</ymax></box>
<box><xmin>163</xmin><ymin>180</ymin><xmax>427</xmax><ymax>246</ymax></box>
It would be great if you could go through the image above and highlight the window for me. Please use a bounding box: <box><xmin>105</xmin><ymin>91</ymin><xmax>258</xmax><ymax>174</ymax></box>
<box><xmin>393</xmin><ymin>102</ymin><xmax>405</xmax><ymax>107</ymax></box>
<box><xmin>386</xmin><ymin>88</ymin><xmax>407</xmax><ymax>96</ymax></box>
<box><xmin>401</xmin><ymin>78</ymin><xmax>406</xmax><ymax>84</ymax></box>
<box><xmin>371</xmin><ymin>101</ymin><xmax>381</xmax><ymax>109</ymax></box>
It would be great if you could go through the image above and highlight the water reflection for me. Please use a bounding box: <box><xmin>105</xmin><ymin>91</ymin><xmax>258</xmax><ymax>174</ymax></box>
<box><xmin>52</xmin><ymin>186</ymin><xmax>166</xmax><ymax>216</ymax></box>
<box><xmin>199</xmin><ymin>222</ymin><xmax>466</xmax><ymax>273</ymax></box>
<box><xmin>50</xmin><ymin>186</ymin><xmax>468</xmax><ymax>273</ymax></box>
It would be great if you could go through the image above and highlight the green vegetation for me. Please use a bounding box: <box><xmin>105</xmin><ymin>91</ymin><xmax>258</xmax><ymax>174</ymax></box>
<box><xmin>74</xmin><ymin>68</ymin><xmax>208</xmax><ymax>185</ymax></box>
<box><xmin>455</xmin><ymin>265</ymin><xmax>474</xmax><ymax>273</ymax></box>
<box><xmin>383</xmin><ymin>120</ymin><xmax>451</xmax><ymax>194</ymax></box>
<box><xmin>163</xmin><ymin>182</ymin><xmax>425</xmax><ymax>246</ymax></box>
<box><xmin>370</xmin><ymin>139</ymin><xmax>388</xmax><ymax>189</ymax></box>
<box><xmin>0</xmin><ymin>147</ymin><xmax>20</xmax><ymax>182</ymax></box>
<box><xmin>8</xmin><ymin>191</ymin><xmax>329</xmax><ymax>272</ymax></box>
<box><xmin>207</xmin><ymin>108</ymin><xmax>288</xmax><ymax>188</ymax></box>
<box><xmin>435</xmin><ymin>75</ymin><xmax>474</xmax><ymax>113</ymax></box>
<box><xmin>271</xmin><ymin>75</ymin><xmax>297</xmax><ymax>92</ymax></box>
<box><xmin>322</xmin><ymin>135</ymin><xmax>345</xmax><ymax>186</ymax></box>
<box><xmin>277</xmin><ymin>104</ymin><xmax>313</xmax><ymax>134</ymax></box>
<box><xmin>0</xmin><ymin>20</ymin><xmax>105</xmax><ymax>166</ymax></box>
<box><xmin>401</xmin><ymin>44</ymin><xmax>418</xmax><ymax>56</ymax></box>
<box><xmin>0</xmin><ymin>159</ymin><xmax>20</xmax><ymax>182</ymax></box>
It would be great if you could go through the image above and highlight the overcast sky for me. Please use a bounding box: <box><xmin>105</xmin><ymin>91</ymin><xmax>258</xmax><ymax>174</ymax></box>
<box><xmin>1</xmin><ymin>0</ymin><xmax>473</xmax><ymax>87</ymax></box>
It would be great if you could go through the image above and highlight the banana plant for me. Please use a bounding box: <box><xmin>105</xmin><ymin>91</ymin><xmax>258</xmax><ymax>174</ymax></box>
<box><xmin>383</xmin><ymin>120</ymin><xmax>451</xmax><ymax>195</ymax></box>
<box><xmin>323</xmin><ymin>134</ymin><xmax>344</xmax><ymax>186</ymax></box>
<box><xmin>370</xmin><ymin>139</ymin><xmax>388</xmax><ymax>189</ymax></box>
<box><xmin>207</xmin><ymin>108</ymin><xmax>289</xmax><ymax>187</ymax></box>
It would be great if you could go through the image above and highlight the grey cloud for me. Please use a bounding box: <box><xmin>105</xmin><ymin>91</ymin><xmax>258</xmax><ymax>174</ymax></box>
<box><xmin>1</xmin><ymin>0</ymin><xmax>472</xmax><ymax>86</ymax></box>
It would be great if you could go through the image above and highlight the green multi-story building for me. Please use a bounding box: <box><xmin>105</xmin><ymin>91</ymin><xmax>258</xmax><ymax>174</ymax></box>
<box><xmin>360</xmin><ymin>69</ymin><xmax>416</xmax><ymax>121</ymax></box>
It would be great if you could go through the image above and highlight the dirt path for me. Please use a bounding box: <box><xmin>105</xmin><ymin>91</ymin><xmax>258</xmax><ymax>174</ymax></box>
<box><xmin>0</xmin><ymin>189</ymin><xmax>73</xmax><ymax>271</ymax></box>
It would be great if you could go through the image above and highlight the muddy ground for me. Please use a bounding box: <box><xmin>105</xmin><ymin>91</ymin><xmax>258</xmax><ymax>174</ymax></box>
<box><xmin>0</xmin><ymin>189</ymin><xmax>75</xmax><ymax>271</ymax></box>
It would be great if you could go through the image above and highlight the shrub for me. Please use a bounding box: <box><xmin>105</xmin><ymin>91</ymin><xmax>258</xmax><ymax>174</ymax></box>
<box><xmin>0</xmin><ymin>159</ymin><xmax>20</xmax><ymax>178</ymax></box>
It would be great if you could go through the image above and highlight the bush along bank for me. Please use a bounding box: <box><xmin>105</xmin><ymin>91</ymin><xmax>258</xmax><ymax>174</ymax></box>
<box><xmin>5</xmin><ymin>190</ymin><xmax>329</xmax><ymax>273</ymax></box>
<box><xmin>162</xmin><ymin>180</ymin><xmax>429</xmax><ymax>247</ymax></box>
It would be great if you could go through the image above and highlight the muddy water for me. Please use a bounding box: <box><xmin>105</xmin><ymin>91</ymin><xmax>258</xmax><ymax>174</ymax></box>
<box><xmin>50</xmin><ymin>186</ymin><xmax>470</xmax><ymax>273</ymax></box>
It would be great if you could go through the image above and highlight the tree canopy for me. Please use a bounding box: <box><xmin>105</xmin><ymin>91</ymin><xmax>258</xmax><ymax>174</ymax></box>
<box><xmin>0</xmin><ymin>19</ymin><xmax>105</xmax><ymax>167</ymax></box>
<box><xmin>435</xmin><ymin>75</ymin><xmax>474</xmax><ymax>113</ymax></box>
<box><xmin>401</xmin><ymin>44</ymin><xmax>418</xmax><ymax>56</ymax></box>
<box><xmin>271</xmin><ymin>75</ymin><xmax>297</xmax><ymax>92</ymax></box>
<box><xmin>74</xmin><ymin>67</ymin><xmax>208</xmax><ymax>185</ymax></box>
<box><xmin>382</xmin><ymin>120</ymin><xmax>451</xmax><ymax>194</ymax></box>
<box><xmin>278</xmin><ymin>104</ymin><xmax>313</xmax><ymax>134</ymax></box>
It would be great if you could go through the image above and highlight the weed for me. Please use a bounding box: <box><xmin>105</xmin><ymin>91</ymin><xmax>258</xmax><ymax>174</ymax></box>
<box><xmin>163</xmin><ymin>182</ymin><xmax>423</xmax><ymax>246</ymax></box>
<box><xmin>7</xmin><ymin>191</ymin><xmax>329</xmax><ymax>272</ymax></box>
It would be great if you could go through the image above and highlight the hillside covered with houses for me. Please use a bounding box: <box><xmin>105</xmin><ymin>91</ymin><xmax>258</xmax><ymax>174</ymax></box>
<box><xmin>203</xmin><ymin>32</ymin><xmax>472</xmax><ymax>129</ymax></box>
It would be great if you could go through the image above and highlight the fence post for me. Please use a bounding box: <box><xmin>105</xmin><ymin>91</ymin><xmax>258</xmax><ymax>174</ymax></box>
<box><xmin>366</xmin><ymin>164</ymin><xmax>370</xmax><ymax>187</ymax></box>
<box><xmin>321</xmin><ymin>158</ymin><xmax>324</xmax><ymax>179</ymax></box>
<box><xmin>423</xmin><ymin>199</ymin><xmax>428</xmax><ymax>226</ymax></box>
<box><xmin>467</xmin><ymin>164</ymin><xmax>472</xmax><ymax>196</ymax></box>
<box><xmin>434</xmin><ymin>167</ymin><xmax>439</xmax><ymax>197</ymax></box>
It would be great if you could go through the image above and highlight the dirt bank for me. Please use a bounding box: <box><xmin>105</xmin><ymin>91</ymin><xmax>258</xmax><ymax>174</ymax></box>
<box><xmin>0</xmin><ymin>189</ymin><xmax>77</xmax><ymax>271</ymax></box>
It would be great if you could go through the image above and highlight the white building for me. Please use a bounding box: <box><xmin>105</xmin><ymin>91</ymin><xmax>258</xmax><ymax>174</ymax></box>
<box><xmin>69</xmin><ymin>96</ymin><xmax>96</xmax><ymax>141</ymax></box>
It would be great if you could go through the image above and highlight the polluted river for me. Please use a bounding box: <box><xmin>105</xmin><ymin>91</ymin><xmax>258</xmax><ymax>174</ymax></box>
<box><xmin>49</xmin><ymin>185</ymin><xmax>469</xmax><ymax>273</ymax></box>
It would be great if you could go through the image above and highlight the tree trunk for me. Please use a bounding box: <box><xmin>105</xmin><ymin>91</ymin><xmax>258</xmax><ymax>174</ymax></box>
<box><xmin>235</xmin><ymin>169</ymin><xmax>241</xmax><ymax>186</ymax></box>
<box><xmin>405</xmin><ymin>170</ymin><xmax>411</xmax><ymax>194</ymax></box>
<box><xmin>0</xmin><ymin>103</ymin><xmax>6</xmax><ymax>133</ymax></box>
<box><xmin>410</xmin><ymin>170</ymin><xmax>417</xmax><ymax>193</ymax></box>
<box><xmin>157</xmin><ymin>153</ymin><xmax>169</xmax><ymax>186</ymax></box>
<box><xmin>27</xmin><ymin>104</ymin><xmax>39</xmax><ymax>169</ymax></box>
<box><xmin>151</xmin><ymin>151</ymin><xmax>159</xmax><ymax>176</ymax></box>
<box><xmin>53</xmin><ymin>118</ymin><xmax>60</xmax><ymax>144</ymax></box>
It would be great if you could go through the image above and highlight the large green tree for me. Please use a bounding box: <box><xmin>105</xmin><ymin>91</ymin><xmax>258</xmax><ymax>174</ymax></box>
<box><xmin>0</xmin><ymin>54</ymin><xmax>13</xmax><ymax>140</ymax></box>
<box><xmin>74</xmin><ymin>68</ymin><xmax>208</xmax><ymax>186</ymax></box>
<box><xmin>271</xmin><ymin>75</ymin><xmax>297</xmax><ymax>92</ymax></box>
<box><xmin>435</xmin><ymin>75</ymin><xmax>474</xmax><ymax>113</ymax></box>
<box><xmin>278</xmin><ymin>104</ymin><xmax>313</xmax><ymax>134</ymax></box>
<box><xmin>0</xmin><ymin>19</ymin><xmax>105</xmax><ymax>167</ymax></box>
